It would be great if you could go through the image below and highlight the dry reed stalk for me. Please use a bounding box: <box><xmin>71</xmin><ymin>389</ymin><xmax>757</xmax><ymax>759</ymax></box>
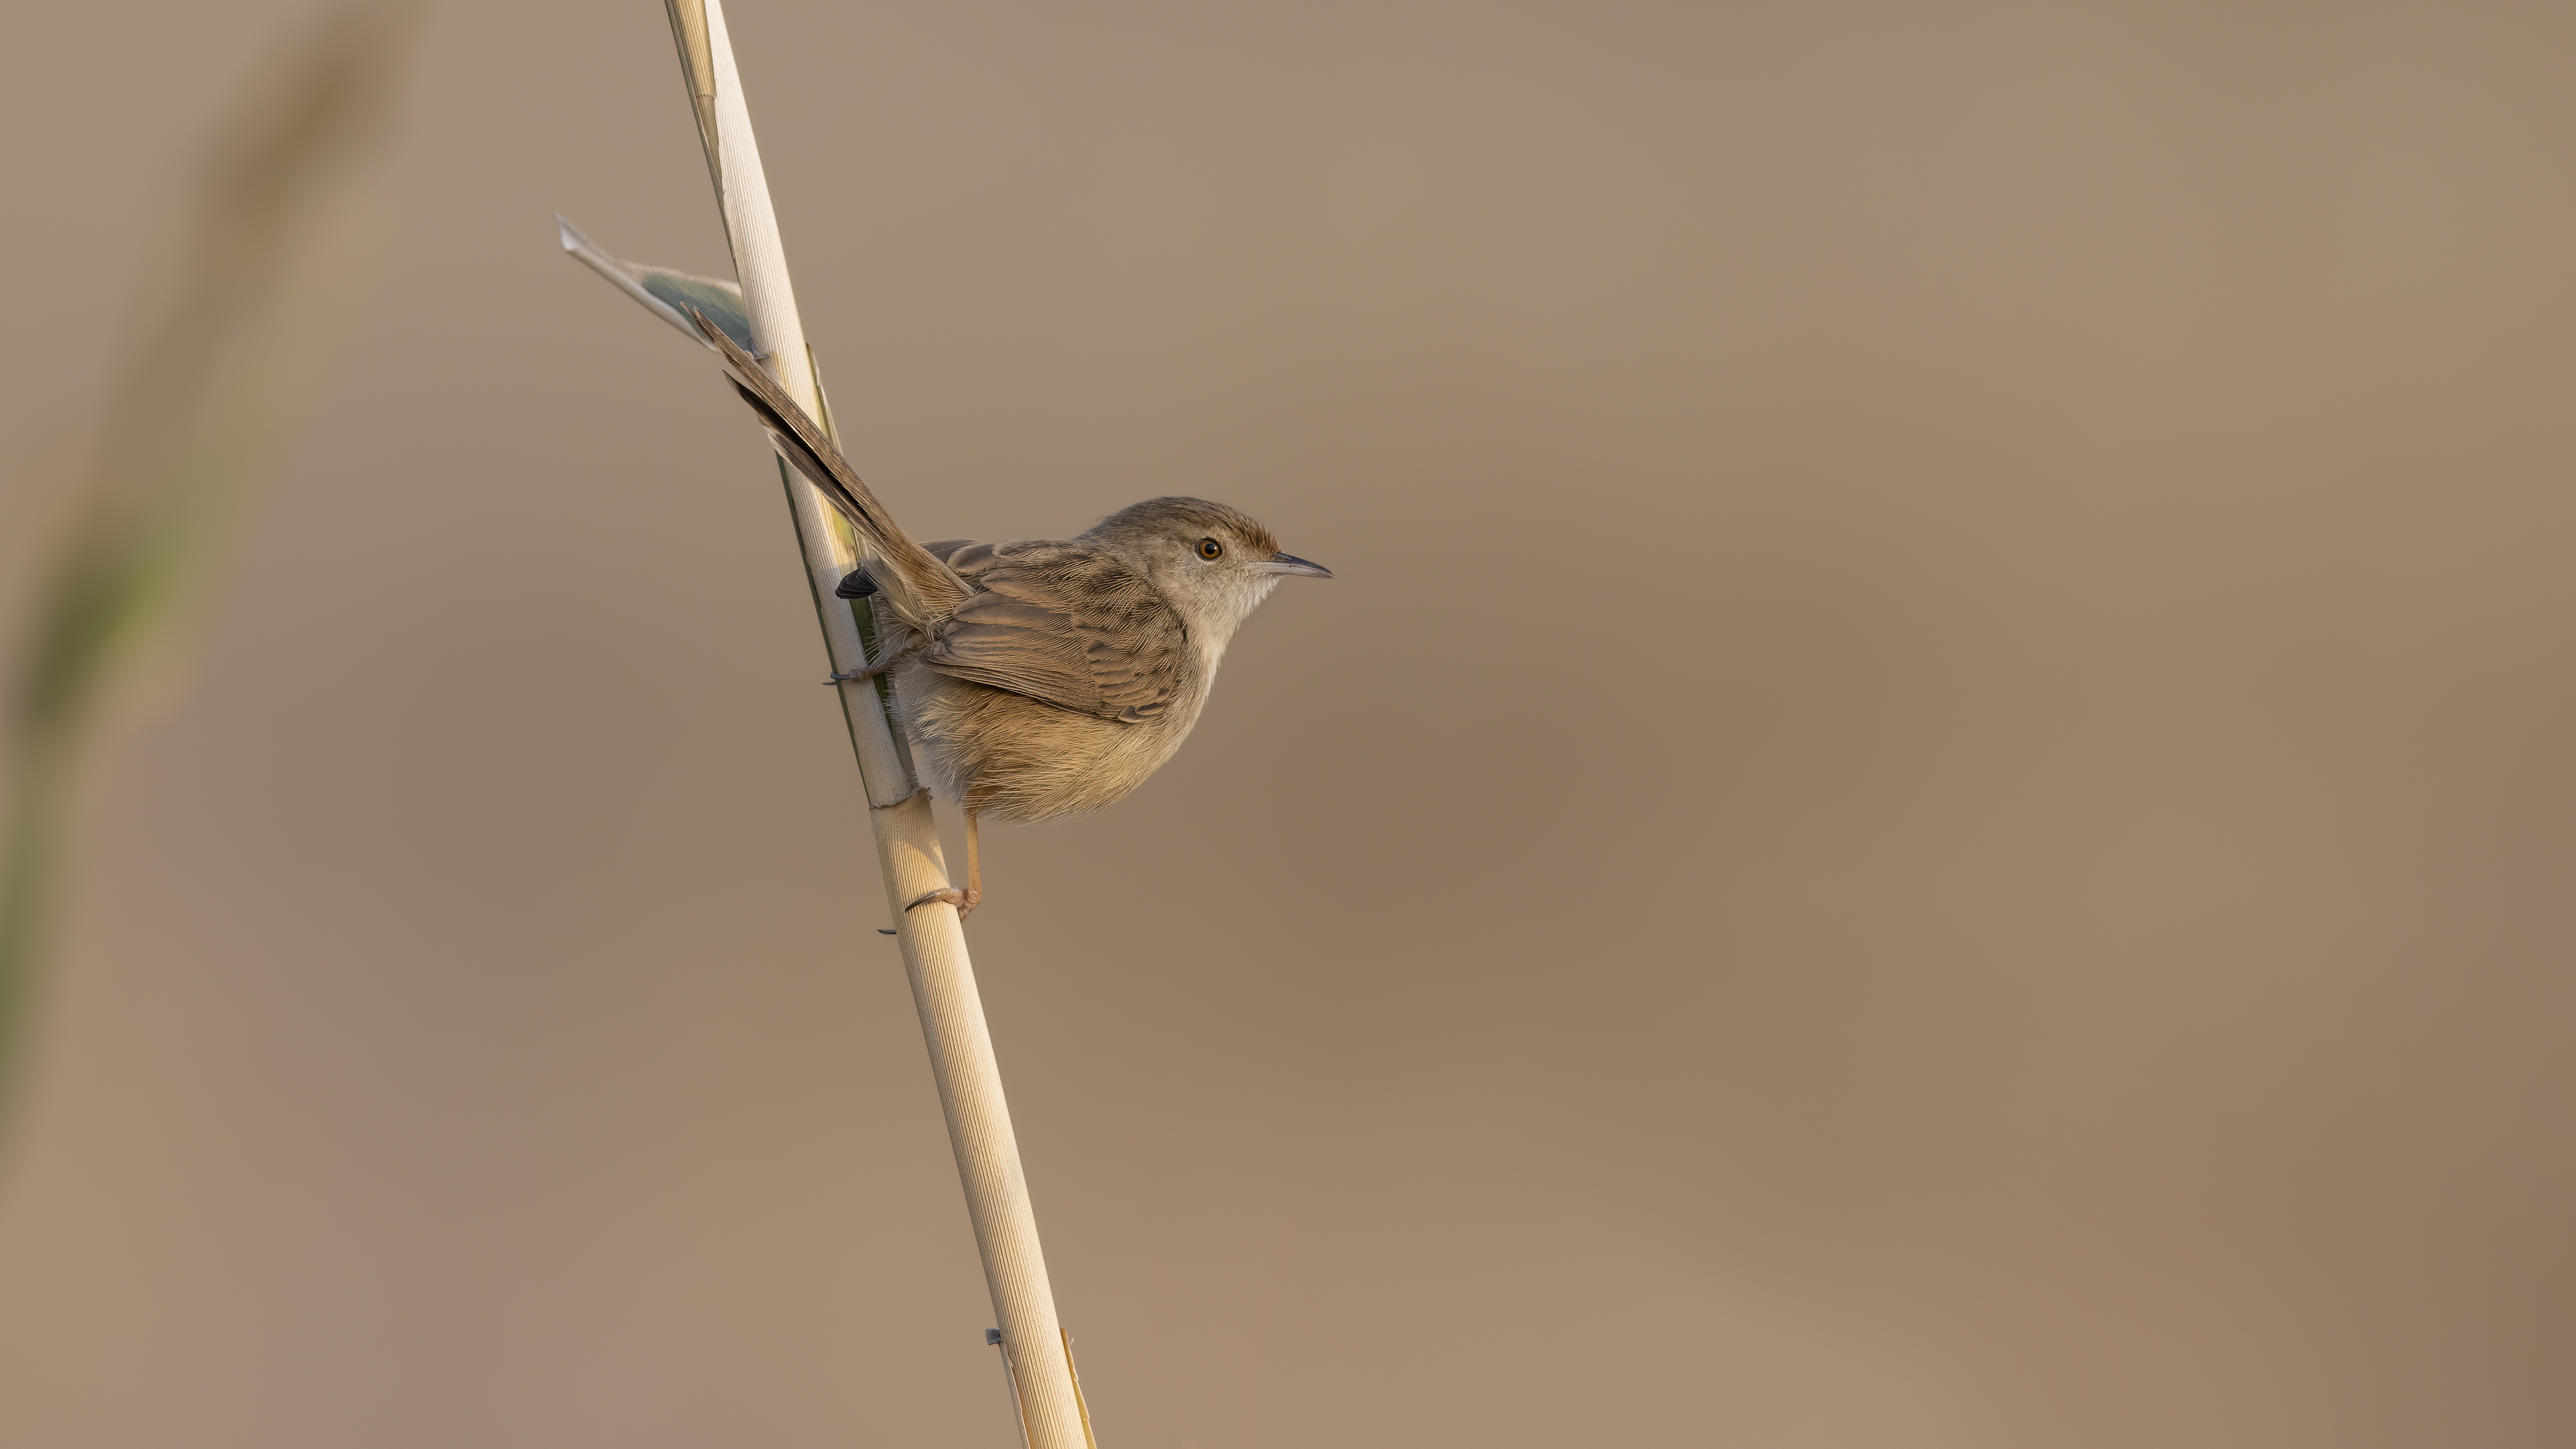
<box><xmin>564</xmin><ymin>4</ymin><xmax>1096</xmax><ymax>1444</ymax></box>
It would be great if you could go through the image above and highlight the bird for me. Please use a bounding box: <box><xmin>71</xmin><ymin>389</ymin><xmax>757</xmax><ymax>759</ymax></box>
<box><xmin>689</xmin><ymin>311</ymin><xmax>1331</xmax><ymax>920</ymax></box>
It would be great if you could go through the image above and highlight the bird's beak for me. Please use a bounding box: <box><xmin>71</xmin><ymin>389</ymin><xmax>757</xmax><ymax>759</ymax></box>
<box><xmin>1265</xmin><ymin>551</ymin><xmax>1334</xmax><ymax>579</ymax></box>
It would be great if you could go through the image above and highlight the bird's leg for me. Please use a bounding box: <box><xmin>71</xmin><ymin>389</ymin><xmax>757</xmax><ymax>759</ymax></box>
<box><xmin>825</xmin><ymin>639</ymin><xmax>922</xmax><ymax>685</ymax></box>
<box><xmin>902</xmin><ymin>807</ymin><xmax>985</xmax><ymax>921</ymax></box>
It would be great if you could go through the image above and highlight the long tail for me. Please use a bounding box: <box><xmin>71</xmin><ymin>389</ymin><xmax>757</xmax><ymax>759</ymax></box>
<box><xmin>688</xmin><ymin>309</ymin><xmax>967</xmax><ymax>627</ymax></box>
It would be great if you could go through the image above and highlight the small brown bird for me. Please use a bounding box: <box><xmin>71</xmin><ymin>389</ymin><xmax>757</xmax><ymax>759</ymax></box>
<box><xmin>694</xmin><ymin>313</ymin><xmax>1331</xmax><ymax>918</ymax></box>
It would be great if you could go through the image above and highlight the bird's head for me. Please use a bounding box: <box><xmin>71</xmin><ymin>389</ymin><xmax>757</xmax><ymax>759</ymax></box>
<box><xmin>1082</xmin><ymin>496</ymin><xmax>1331</xmax><ymax>642</ymax></box>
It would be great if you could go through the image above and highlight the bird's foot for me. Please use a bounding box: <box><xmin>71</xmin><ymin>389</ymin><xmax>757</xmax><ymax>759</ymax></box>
<box><xmin>824</xmin><ymin>642</ymin><xmax>922</xmax><ymax>685</ymax></box>
<box><xmin>870</xmin><ymin>786</ymin><xmax>929</xmax><ymax>811</ymax></box>
<box><xmin>904</xmin><ymin>885</ymin><xmax>983</xmax><ymax>922</ymax></box>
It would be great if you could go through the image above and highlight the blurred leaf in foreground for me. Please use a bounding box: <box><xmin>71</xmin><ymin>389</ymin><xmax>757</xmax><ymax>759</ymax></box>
<box><xmin>0</xmin><ymin>4</ymin><xmax>409</xmax><ymax>1144</ymax></box>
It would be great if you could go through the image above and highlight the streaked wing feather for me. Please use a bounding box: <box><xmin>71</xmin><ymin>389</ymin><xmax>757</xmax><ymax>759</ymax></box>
<box><xmin>921</xmin><ymin>552</ymin><xmax>1189</xmax><ymax>721</ymax></box>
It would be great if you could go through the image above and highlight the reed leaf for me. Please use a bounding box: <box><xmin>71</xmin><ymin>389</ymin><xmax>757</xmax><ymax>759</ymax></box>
<box><xmin>555</xmin><ymin>215</ymin><xmax>753</xmax><ymax>352</ymax></box>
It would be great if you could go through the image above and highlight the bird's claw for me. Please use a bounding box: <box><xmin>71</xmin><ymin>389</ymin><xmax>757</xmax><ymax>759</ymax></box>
<box><xmin>825</xmin><ymin>642</ymin><xmax>922</xmax><ymax>685</ymax></box>
<box><xmin>904</xmin><ymin>885</ymin><xmax>982</xmax><ymax>922</ymax></box>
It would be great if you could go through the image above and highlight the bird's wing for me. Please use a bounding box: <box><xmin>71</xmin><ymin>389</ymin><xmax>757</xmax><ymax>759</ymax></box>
<box><xmin>688</xmin><ymin>311</ymin><xmax>969</xmax><ymax>626</ymax></box>
<box><xmin>920</xmin><ymin>545</ymin><xmax>1191</xmax><ymax>722</ymax></box>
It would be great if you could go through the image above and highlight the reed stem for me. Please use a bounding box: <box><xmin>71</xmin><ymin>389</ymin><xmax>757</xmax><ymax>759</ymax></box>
<box><xmin>645</xmin><ymin>5</ymin><xmax>1093</xmax><ymax>1442</ymax></box>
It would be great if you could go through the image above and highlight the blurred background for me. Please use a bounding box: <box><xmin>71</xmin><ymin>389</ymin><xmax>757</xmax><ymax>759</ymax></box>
<box><xmin>4</xmin><ymin>1</ymin><xmax>2574</xmax><ymax>1444</ymax></box>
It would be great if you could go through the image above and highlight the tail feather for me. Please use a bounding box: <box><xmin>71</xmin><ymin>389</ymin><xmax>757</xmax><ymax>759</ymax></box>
<box><xmin>688</xmin><ymin>309</ymin><xmax>967</xmax><ymax>626</ymax></box>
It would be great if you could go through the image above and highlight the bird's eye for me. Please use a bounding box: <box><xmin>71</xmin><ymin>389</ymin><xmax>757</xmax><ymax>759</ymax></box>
<box><xmin>1197</xmin><ymin>538</ymin><xmax>1224</xmax><ymax>560</ymax></box>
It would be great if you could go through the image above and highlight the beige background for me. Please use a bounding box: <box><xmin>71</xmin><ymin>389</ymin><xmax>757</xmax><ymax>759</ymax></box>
<box><xmin>5</xmin><ymin>1</ymin><xmax>2574</xmax><ymax>1444</ymax></box>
